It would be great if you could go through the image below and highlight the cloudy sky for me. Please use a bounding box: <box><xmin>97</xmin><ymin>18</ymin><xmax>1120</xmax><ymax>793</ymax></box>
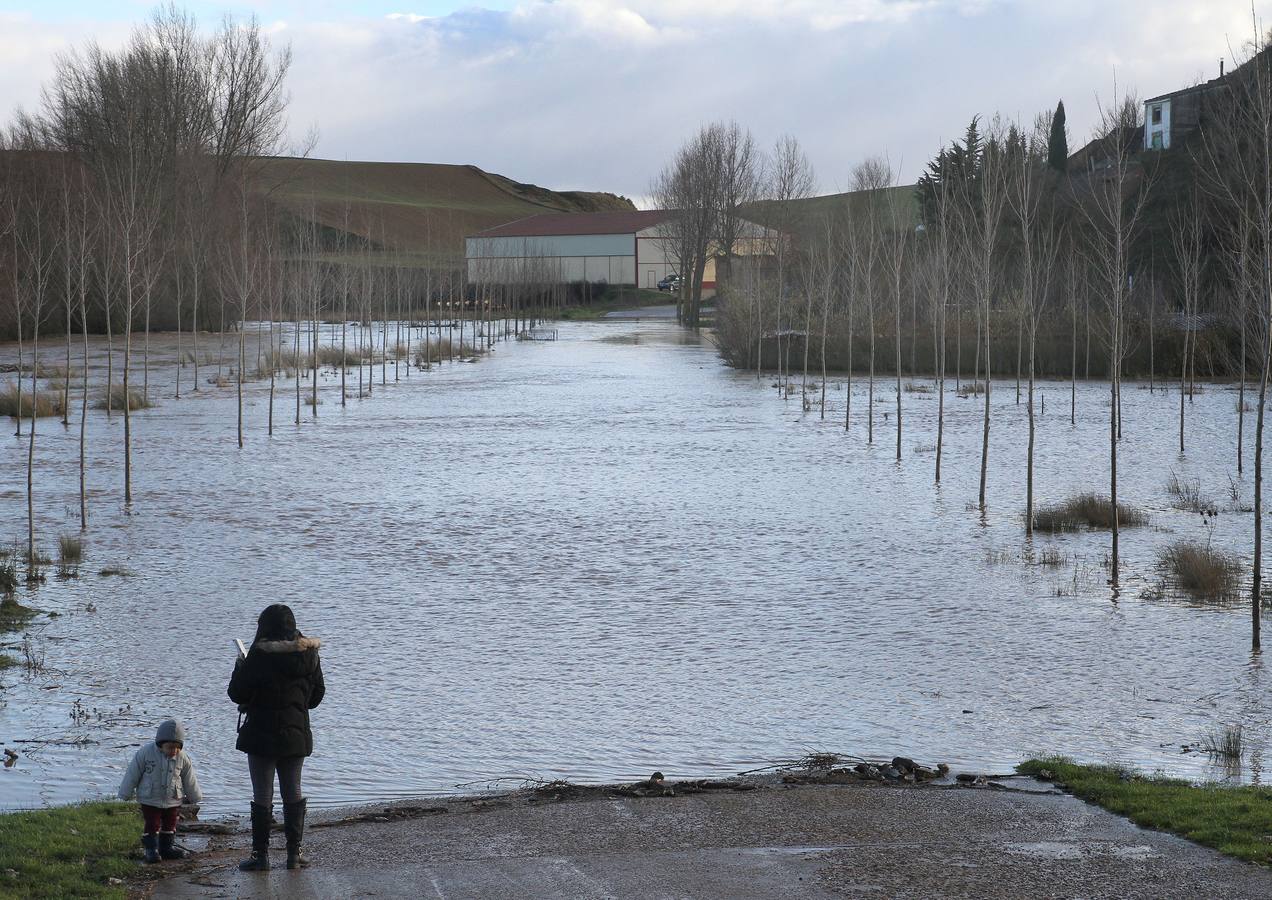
<box><xmin>0</xmin><ymin>2</ymin><xmax>1259</xmax><ymax>201</ymax></box>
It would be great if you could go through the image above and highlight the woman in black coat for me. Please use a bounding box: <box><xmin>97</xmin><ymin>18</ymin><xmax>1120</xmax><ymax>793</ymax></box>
<box><xmin>228</xmin><ymin>604</ymin><xmax>325</xmax><ymax>871</ymax></box>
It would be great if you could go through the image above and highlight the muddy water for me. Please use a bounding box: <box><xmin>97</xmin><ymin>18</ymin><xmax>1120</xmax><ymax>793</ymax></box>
<box><xmin>0</xmin><ymin>320</ymin><xmax>1268</xmax><ymax>815</ymax></box>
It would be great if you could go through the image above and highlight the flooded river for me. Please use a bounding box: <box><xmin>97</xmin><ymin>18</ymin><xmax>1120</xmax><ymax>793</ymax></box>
<box><xmin>0</xmin><ymin>319</ymin><xmax>1268</xmax><ymax>815</ymax></box>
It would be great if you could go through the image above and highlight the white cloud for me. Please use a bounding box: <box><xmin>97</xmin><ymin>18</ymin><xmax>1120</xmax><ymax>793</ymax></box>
<box><xmin>2</xmin><ymin>2</ymin><xmax>1264</xmax><ymax>198</ymax></box>
<box><xmin>0</xmin><ymin>14</ymin><xmax>131</xmax><ymax>119</ymax></box>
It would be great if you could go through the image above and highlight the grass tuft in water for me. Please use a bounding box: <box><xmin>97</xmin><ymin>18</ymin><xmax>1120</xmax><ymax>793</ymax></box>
<box><xmin>1032</xmin><ymin>493</ymin><xmax>1147</xmax><ymax>532</ymax></box>
<box><xmin>1159</xmin><ymin>541</ymin><xmax>1240</xmax><ymax>599</ymax></box>
<box><xmin>1037</xmin><ymin>547</ymin><xmax>1067</xmax><ymax>567</ymax></box>
<box><xmin>0</xmin><ymin>559</ymin><xmax>16</xmax><ymax>597</ymax></box>
<box><xmin>314</xmin><ymin>345</ymin><xmax>371</xmax><ymax>368</ymax></box>
<box><xmin>1201</xmin><ymin>724</ymin><xmax>1244</xmax><ymax>761</ymax></box>
<box><xmin>0</xmin><ymin>383</ymin><xmax>66</xmax><ymax>418</ymax></box>
<box><xmin>94</xmin><ymin>384</ymin><xmax>152</xmax><ymax>411</ymax></box>
<box><xmin>0</xmin><ymin>595</ymin><xmax>37</xmax><ymax>634</ymax></box>
<box><xmin>58</xmin><ymin>534</ymin><xmax>83</xmax><ymax>565</ymax></box>
<box><xmin>1166</xmin><ymin>471</ymin><xmax>1218</xmax><ymax>516</ymax></box>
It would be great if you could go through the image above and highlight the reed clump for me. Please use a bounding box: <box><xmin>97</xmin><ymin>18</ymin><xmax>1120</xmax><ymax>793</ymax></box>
<box><xmin>1037</xmin><ymin>547</ymin><xmax>1067</xmax><ymax>567</ymax></box>
<box><xmin>423</xmin><ymin>338</ymin><xmax>485</xmax><ymax>361</ymax></box>
<box><xmin>255</xmin><ymin>348</ymin><xmax>311</xmax><ymax>378</ymax></box>
<box><xmin>1166</xmin><ymin>471</ymin><xmax>1218</xmax><ymax>517</ymax></box>
<box><xmin>0</xmin><ymin>384</ymin><xmax>66</xmax><ymax>418</ymax></box>
<box><xmin>94</xmin><ymin>383</ymin><xmax>152</xmax><ymax>411</ymax></box>
<box><xmin>314</xmin><ymin>346</ymin><xmax>369</xmax><ymax>368</ymax></box>
<box><xmin>1159</xmin><ymin>540</ymin><xmax>1240</xmax><ymax>599</ymax></box>
<box><xmin>1032</xmin><ymin>493</ymin><xmax>1148</xmax><ymax>532</ymax></box>
<box><xmin>0</xmin><ymin>595</ymin><xmax>36</xmax><ymax>633</ymax></box>
<box><xmin>57</xmin><ymin>534</ymin><xmax>83</xmax><ymax>565</ymax></box>
<box><xmin>1201</xmin><ymin>723</ymin><xmax>1244</xmax><ymax>760</ymax></box>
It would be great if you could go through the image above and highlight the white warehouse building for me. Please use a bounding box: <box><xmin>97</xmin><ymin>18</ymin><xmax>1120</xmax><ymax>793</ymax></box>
<box><xmin>466</xmin><ymin>210</ymin><xmax>770</xmax><ymax>293</ymax></box>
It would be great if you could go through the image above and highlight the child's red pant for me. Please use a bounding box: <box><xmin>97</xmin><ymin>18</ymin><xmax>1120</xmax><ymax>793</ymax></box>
<box><xmin>140</xmin><ymin>804</ymin><xmax>178</xmax><ymax>835</ymax></box>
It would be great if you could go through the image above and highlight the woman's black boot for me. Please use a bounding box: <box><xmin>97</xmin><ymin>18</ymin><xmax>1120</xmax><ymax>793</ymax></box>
<box><xmin>238</xmin><ymin>802</ymin><xmax>272</xmax><ymax>871</ymax></box>
<box><xmin>283</xmin><ymin>799</ymin><xmax>308</xmax><ymax>869</ymax></box>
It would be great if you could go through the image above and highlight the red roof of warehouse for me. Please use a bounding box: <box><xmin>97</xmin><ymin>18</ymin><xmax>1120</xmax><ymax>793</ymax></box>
<box><xmin>472</xmin><ymin>210</ymin><xmax>671</xmax><ymax>238</ymax></box>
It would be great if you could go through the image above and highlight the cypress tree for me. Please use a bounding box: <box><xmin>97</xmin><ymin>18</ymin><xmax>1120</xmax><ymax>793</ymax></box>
<box><xmin>1048</xmin><ymin>100</ymin><xmax>1068</xmax><ymax>171</ymax></box>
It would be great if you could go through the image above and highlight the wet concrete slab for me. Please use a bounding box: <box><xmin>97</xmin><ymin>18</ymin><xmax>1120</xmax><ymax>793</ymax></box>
<box><xmin>147</xmin><ymin>781</ymin><xmax>1272</xmax><ymax>899</ymax></box>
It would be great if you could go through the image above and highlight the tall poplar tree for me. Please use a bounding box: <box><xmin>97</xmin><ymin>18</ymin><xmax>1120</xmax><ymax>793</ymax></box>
<box><xmin>1048</xmin><ymin>100</ymin><xmax>1069</xmax><ymax>172</ymax></box>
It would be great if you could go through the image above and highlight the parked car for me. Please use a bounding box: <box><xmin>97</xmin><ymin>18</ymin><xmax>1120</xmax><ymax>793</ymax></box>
<box><xmin>657</xmin><ymin>274</ymin><xmax>681</xmax><ymax>292</ymax></box>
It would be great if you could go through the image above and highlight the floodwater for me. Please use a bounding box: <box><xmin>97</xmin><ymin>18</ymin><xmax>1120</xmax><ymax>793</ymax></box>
<box><xmin>0</xmin><ymin>319</ymin><xmax>1269</xmax><ymax>816</ymax></box>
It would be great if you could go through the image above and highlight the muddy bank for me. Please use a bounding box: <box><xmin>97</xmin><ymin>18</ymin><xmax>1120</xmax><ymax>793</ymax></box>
<box><xmin>144</xmin><ymin>768</ymin><xmax>1272</xmax><ymax>900</ymax></box>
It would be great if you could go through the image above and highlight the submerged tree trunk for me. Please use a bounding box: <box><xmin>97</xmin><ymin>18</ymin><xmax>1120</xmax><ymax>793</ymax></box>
<box><xmin>936</xmin><ymin>290</ymin><xmax>946</xmax><ymax>484</ymax></box>
<box><xmin>895</xmin><ymin>280</ymin><xmax>903</xmax><ymax>462</ymax></box>
<box><xmin>175</xmin><ymin>265</ymin><xmax>183</xmax><ymax>400</ymax></box>
<box><xmin>1109</xmin><ymin>316</ymin><xmax>1120</xmax><ymax>589</ymax></box>
<box><xmin>237</xmin><ymin>323</ymin><xmax>245</xmax><ymax>449</ymax></box>
<box><xmin>1240</xmin><ymin>311</ymin><xmax>1247</xmax><ymax>474</ymax></box>
<box><xmin>79</xmin><ymin>281</ymin><xmax>89</xmax><ymax>531</ymax></box>
<box><xmin>1180</xmin><ymin>318</ymin><xmax>1189</xmax><ymax>454</ymax></box>
<box><xmin>844</xmin><ymin>296</ymin><xmax>854</xmax><ymax>431</ymax></box>
<box><xmin>1015</xmin><ymin>314</ymin><xmax>1022</xmax><ymax>405</ymax></box>
<box><xmin>191</xmin><ymin>263</ymin><xmax>201</xmax><ymax>392</ymax></box>
<box><xmin>978</xmin><ymin>313</ymin><xmax>991</xmax><ymax>511</ymax></box>
<box><xmin>27</xmin><ymin>313</ymin><xmax>41</xmax><ymax>568</ymax></box>
<box><xmin>1026</xmin><ymin>332</ymin><xmax>1036</xmax><ymax>535</ymax></box>
<box><xmin>1254</xmin><ymin>326</ymin><xmax>1268</xmax><ymax>651</ymax></box>
<box><xmin>123</xmin><ymin>269</ymin><xmax>134</xmax><ymax>507</ymax></box>
<box><xmin>1070</xmin><ymin>294</ymin><xmax>1077</xmax><ymax>425</ymax></box>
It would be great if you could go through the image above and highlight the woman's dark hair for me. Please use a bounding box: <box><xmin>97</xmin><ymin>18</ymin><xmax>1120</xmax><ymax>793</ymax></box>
<box><xmin>253</xmin><ymin>603</ymin><xmax>299</xmax><ymax>644</ymax></box>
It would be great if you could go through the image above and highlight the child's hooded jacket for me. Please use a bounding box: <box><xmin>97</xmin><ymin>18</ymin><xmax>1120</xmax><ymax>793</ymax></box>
<box><xmin>118</xmin><ymin>719</ymin><xmax>203</xmax><ymax>809</ymax></box>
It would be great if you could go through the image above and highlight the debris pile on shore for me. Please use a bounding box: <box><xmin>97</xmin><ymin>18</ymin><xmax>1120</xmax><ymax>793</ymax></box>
<box><xmin>777</xmin><ymin>753</ymin><xmax>950</xmax><ymax>786</ymax></box>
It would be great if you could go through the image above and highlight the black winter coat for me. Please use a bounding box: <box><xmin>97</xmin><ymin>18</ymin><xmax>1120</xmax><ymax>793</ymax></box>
<box><xmin>228</xmin><ymin>636</ymin><xmax>325</xmax><ymax>758</ymax></box>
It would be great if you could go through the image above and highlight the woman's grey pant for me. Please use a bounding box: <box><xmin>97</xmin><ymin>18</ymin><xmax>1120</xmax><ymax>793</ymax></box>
<box><xmin>247</xmin><ymin>754</ymin><xmax>304</xmax><ymax>806</ymax></box>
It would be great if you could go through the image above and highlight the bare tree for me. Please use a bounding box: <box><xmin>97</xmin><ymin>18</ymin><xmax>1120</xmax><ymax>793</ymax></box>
<box><xmin>1009</xmin><ymin>115</ymin><xmax>1062</xmax><ymax>535</ymax></box>
<box><xmin>852</xmin><ymin>157</ymin><xmax>889</xmax><ymax>440</ymax></box>
<box><xmin>769</xmin><ymin>137</ymin><xmax>816</xmax><ymax>397</ymax></box>
<box><xmin>1079</xmin><ymin>87</ymin><xmax>1156</xmax><ymax>589</ymax></box>
<box><xmin>956</xmin><ymin>120</ymin><xmax>1009</xmax><ymax>511</ymax></box>
<box><xmin>1169</xmin><ymin>188</ymin><xmax>1204</xmax><ymax>454</ymax></box>
<box><xmin>883</xmin><ymin>160</ymin><xmax>910</xmax><ymax>461</ymax></box>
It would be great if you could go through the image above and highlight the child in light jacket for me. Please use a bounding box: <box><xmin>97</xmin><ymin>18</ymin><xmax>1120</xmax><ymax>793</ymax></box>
<box><xmin>118</xmin><ymin>719</ymin><xmax>203</xmax><ymax>863</ymax></box>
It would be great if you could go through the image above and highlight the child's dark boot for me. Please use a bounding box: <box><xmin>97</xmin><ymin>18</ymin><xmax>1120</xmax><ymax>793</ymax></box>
<box><xmin>159</xmin><ymin>831</ymin><xmax>188</xmax><ymax>860</ymax></box>
<box><xmin>141</xmin><ymin>833</ymin><xmax>160</xmax><ymax>864</ymax></box>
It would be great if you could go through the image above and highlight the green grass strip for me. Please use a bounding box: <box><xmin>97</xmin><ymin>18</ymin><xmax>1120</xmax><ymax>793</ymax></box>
<box><xmin>1018</xmin><ymin>756</ymin><xmax>1272</xmax><ymax>865</ymax></box>
<box><xmin>557</xmin><ymin>287</ymin><xmax>675</xmax><ymax>321</ymax></box>
<box><xmin>0</xmin><ymin>802</ymin><xmax>141</xmax><ymax>899</ymax></box>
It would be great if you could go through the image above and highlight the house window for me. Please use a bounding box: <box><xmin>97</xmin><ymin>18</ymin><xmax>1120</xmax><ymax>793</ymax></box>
<box><xmin>1152</xmin><ymin>105</ymin><xmax>1162</xmax><ymax>125</ymax></box>
<box><xmin>1151</xmin><ymin>132</ymin><xmax>1163</xmax><ymax>150</ymax></box>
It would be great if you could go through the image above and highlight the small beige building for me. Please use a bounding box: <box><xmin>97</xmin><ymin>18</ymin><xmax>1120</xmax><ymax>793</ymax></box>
<box><xmin>465</xmin><ymin>210</ymin><xmax>771</xmax><ymax>291</ymax></box>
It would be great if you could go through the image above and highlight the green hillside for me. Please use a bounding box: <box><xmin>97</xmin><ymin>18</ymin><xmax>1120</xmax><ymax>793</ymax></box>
<box><xmin>746</xmin><ymin>184</ymin><xmax>919</xmax><ymax>240</ymax></box>
<box><xmin>255</xmin><ymin>157</ymin><xmax>635</xmax><ymax>267</ymax></box>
